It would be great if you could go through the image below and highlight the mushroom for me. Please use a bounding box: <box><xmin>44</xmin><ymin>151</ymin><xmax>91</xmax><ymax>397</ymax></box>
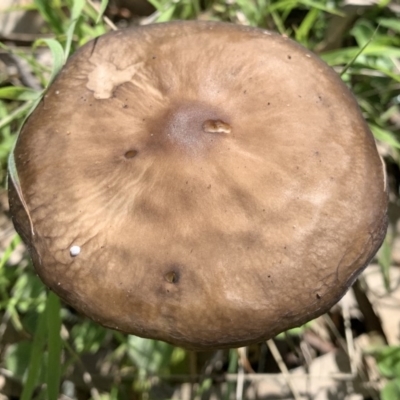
<box><xmin>8</xmin><ymin>21</ymin><xmax>388</xmax><ymax>350</ymax></box>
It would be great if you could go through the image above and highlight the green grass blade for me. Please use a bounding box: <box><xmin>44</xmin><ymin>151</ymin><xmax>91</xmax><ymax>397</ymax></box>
<box><xmin>0</xmin><ymin>101</ymin><xmax>34</xmax><ymax>131</ymax></box>
<box><xmin>156</xmin><ymin>5</ymin><xmax>176</xmax><ymax>22</ymax></box>
<box><xmin>0</xmin><ymin>87</ymin><xmax>40</xmax><ymax>101</ymax></box>
<box><xmin>33</xmin><ymin>0</ymin><xmax>64</xmax><ymax>35</ymax></box>
<box><xmin>224</xmin><ymin>349</ymin><xmax>238</xmax><ymax>400</ymax></box>
<box><xmin>0</xmin><ymin>235</ymin><xmax>21</xmax><ymax>270</ymax></box>
<box><xmin>297</xmin><ymin>0</ymin><xmax>343</xmax><ymax>15</ymax></box>
<box><xmin>370</xmin><ymin>65</ymin><xmax>400</xmax><ymax>83</ymax></box>
<box><xmin>6</xmin><ymin>37</ymin><xmax>63</xmax><ymax>243</ymax></box>
<box><xmin>46</xmin><ymin>292</ymin><xmax>62</xmax><ymax>400</ymax></box>
<box><xmin>266</xmin><ymin>0</ymin><xmax>343</xmax><ymax>16</ymax></box>
<box><xmin>340</xmin><ymin>26</ymin><xmax>378</xmax><ymax>76</ymax></box>
<box><xmin>96</xmin><ymin>0</ymin><xmax>109</xmax><ymax>23</ymax></box>
<box><xmin>8</xmin><ymin>151</ymin><xmax>34</xmax><ymax>235</ymax></box>
<box><xmin>295</xmin><ymin>8</ymin><xmax>319</xmax><ymax>45</ymax></box>
<box><xmin>64</xmin><ymin>0</ymin><xmax>85</xmax><ymax>59</ymax></box>
<box><xmin>7</xmin><ymin>38</ymin><xmax>62</xmax><ymax>243</ymax></box>
<box><xmin>347</xmin><ymin>62</ymin><xmax>400</xmax><ymax>82</ymax></box>
<box><xmin>7</xmin><ymin>95</ymin><xmax>43</xmax><ymax>237</ymax></box>
<box><xmin>270</xmin><ymin>10</ymin><xmax>287</xmax><ymax>35</ymax></box>
<box><xmin>21</xmin><ymin>309</ymin><xmax>47</xmax><ymax>400</ymax></box>
<box><xmin>378</xmin><ymin>17</ymin><xmax>400</xmax><ymax>34</ymax></box>
<box><xmin>378</xmin><ymin>236</ymin><xmax>392</xmax><ymax>292</ymax></box>
<box><xmin>35</xmin><ymin>39</ymin><xmax>65</xmax><ymax>84</ymax></box>
<box><xmin>382</xmin><ymin>379</ymin><xmax>400</xmax><ymax>400</ymax></box>
<box><xmin>322</xmin><ymin>44</ymin><xmax>400</xmax><ymax>66</ymax></box>
<box><xmin>370</xmin><ymin>124</ymin><xmax>400</xmax><ymax>149</ymax></box>
<box><xmin>0</xmin><ymin>100</ymin><xmax>11</xmax><ymax>138</ymax></box>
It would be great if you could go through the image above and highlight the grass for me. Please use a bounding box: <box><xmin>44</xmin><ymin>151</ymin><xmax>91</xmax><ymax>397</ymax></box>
<box><xmin>0</xmin><ymin>0</ymin><xmax>399</xmax><ymax>399</ymax></box>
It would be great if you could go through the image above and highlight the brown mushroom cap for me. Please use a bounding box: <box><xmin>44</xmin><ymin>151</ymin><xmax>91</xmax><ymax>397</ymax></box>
<box><xmin>9</xmin><ymin>21</ymin><xmax>388</xmax><ymax>350</ymax></box>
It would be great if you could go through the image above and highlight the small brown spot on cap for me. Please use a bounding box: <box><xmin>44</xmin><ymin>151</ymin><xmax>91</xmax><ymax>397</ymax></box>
<box><xmin>124</xmin><ymin>149</ymin><xmax>138</xmax><ymax>159</ymax></box>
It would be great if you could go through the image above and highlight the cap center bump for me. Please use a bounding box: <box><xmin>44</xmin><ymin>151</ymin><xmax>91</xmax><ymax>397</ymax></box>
<box><xmin>202</xmin><ymin>119</ymin><xmax>231</xmax><ymax>134</ymax></box>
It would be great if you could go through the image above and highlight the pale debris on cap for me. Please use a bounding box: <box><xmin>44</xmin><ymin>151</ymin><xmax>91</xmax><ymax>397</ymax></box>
<box><xmin>69</xmin><ymin>245</ymin><xmax>81</xmax><ymax>257</ymax></box>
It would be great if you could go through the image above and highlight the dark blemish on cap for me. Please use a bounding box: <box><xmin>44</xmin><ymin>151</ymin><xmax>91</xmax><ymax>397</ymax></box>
<box><xmin>287</xmin><ymin>55</ymin><xmax>292</xmax><ymax>60</ymax></box>
<box><xmin>124</xmin><ymin>149</ymin><xmax>138</xmax><ymax>159</ymax></box>
<box><xmin>202</xmin><ymin>120</ymin><xmax>231</xmax><ymax>134</ymax></box>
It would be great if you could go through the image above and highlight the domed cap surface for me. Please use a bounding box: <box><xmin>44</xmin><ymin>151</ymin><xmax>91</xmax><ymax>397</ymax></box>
<box><xmin>9</xmin><ymin>21</ymin><xmax>388</xmax><ymax>350</ymax></box>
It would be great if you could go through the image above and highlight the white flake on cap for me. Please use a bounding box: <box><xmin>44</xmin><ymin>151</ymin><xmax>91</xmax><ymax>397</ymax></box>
<box><xmin>70</xmin><ymin>245</ymin><xmax>81</xmax><ymax>257</ymax></box>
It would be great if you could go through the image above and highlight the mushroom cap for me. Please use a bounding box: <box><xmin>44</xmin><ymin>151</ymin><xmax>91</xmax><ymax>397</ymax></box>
<box><xmin>9</xmin><ymin>21</ymin><xmax>388</xmax><ymax>350</ymax></box>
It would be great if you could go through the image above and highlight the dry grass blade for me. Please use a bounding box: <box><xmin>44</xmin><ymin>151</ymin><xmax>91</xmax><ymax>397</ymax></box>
<box><xmin>87</xmin><ymin>0</ymin><xmax>118</xmax><ymax>31</ymax></box>
<box><xmin>266</xmin><ymin>339</ymin><xmax>303</xmax><ymax>400</ymax></box>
